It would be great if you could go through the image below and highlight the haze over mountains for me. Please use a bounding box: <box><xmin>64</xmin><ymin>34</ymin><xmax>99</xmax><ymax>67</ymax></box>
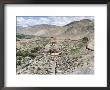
<box><xmin>17</xmin><ymin>19</ymin><xmax>94</xmax><ymax>40</ymax></box>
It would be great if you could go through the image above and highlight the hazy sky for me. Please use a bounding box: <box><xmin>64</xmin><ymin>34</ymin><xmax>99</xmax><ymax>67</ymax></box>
<box><xmin>17</xmin><ymin>16</ymin><xmax>94</xmax><ymax>27</ymax></box>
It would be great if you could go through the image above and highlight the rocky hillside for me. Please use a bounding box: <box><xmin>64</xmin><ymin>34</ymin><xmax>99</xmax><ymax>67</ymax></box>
<box><xmin>64</xmin><ymin>19</ymin><xmax>94</xmax><ymax>36</ymax></box>
<box><xmin>16</xmin><ymin>37</ymin><xmax>94</xmax><ymax>74</ymax></box>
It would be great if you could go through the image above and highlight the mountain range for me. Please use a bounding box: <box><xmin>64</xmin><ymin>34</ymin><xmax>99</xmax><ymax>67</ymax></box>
<box><xmin>17</xmin><ymin>19</ymin><xmax>94</xmax><ymax>40</ymax></box>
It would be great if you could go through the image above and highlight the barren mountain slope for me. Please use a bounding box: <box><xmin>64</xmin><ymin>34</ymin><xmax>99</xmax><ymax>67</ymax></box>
<box><xmin>17</xmin><ymin>19</ymin><xmax>94</xmax><ymax>39</ymax></box>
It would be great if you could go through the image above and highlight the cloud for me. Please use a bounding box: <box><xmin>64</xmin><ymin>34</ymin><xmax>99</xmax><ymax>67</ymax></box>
<box><xmin>48</xmin><ymin>16</ymin><xmax>94</xmax><ymax>26</ymax></box>
<box><xmin>17</xmin><ymin>16</ymin><xmax>94</xmax><ymax>27</ymax></box>
<box><xmin>17</xmin><ymin>17</ymin><xmax>28</xmax><ymax>27</ymax></box>
<box><xmin>17</xmin><ymin>17</ymin><xmax>51</xmax><ymax>27</ymax></box>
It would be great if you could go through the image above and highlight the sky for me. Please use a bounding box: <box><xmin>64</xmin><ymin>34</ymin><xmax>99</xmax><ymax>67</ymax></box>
<box><xmin>17</xmin><ymin>16</ymin><xmax>94</xmax><ymax>27</ymax></box>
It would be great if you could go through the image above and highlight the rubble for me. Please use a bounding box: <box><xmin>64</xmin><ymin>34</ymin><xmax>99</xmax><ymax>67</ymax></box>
<box><xmin>16</xmin><ymin>37</ymin><xmax>94</xmax><ymax>75</ymax></box>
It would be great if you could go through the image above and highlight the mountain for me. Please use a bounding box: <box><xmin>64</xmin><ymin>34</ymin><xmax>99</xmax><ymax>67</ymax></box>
<box><xmin>29</xmin><ymin>24</ymin><xmax>59</xmax><ymax>30</ymax></box>
<box><xmin>17</xmin><ymin>24</ymin><xmax>62</xmax><ymax>35</ymax></box>
<box><xmin>62</xmin><ymin>19</ymin><xmax>94</xmax><ymax>39</ymax></box>
<box><xmin>17</xmin><ymin>19</ymin><xmax>94</xmax><ymax>39</ymax></box>
<box><xmin>64</xmin><ymin>19</ymin><xmax>94</xmax><ymax>30</ymax></box>
<box><xmin>64</xmin><ymin>19</ymin><xmax>94</xmax><ymax>34</ymax></box>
